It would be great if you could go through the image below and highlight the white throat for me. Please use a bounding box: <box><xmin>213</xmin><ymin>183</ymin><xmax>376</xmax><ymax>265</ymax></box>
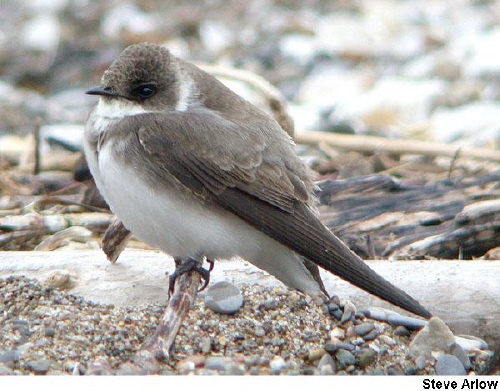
<box><xmin>174</xmin><ymin>65</ymin><xmax>200</xmax><ymax>112</ymax></box>
<box><xmin>94</xmin><ymin>98</ymin><xmax>148</xmax><ymax>120</ymax></box>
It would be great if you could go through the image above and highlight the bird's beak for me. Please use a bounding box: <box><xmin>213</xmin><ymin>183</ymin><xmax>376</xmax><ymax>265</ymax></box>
<box><xmin>85</xmin><ymin>86</ymin><xmax>117</xmax><ymax>97</ymax></box>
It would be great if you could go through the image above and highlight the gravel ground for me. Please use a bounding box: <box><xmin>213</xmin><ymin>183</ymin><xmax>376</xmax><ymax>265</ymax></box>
<box><xmin>0</xmin><ymin>276</ymin><xmax>493</xmax><ymax>376</ymax></box>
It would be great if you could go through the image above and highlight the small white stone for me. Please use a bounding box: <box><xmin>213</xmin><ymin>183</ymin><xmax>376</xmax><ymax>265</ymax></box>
<box><xmin>101</xmin><ymin>4</ymin><xmax>159</xmax><ymax>39</ymax></box>
<box><xmin>270</xmin><ymin>356</ymin><xmax>287</xmax><ymax>375</ymax></box>
<box><xmin>429</xmin><ymin>102</ymin><xmax>500</xmax><ymax>146</ymax></box>
<box><xmin>44</xmin><ymin>270</ymin><xmax>77</xmax><ymax>290</ymax></box>
<box><xmin>464</xmin><ymin>26</ymin><xmax>500</xmax><ymax>77</ymax></box>
<box><xmin>200</xmin><ymin>21</ymin><xmax>234</xmax><ymax>53</ymax></box>
<box><xmin>455</xmin><ymin>335</ymin><xmax>489</xmax><ymax>352</ymax></box>
<box><xmin>22</xmin><ymin>14</ymin><xmax>60</xmax><ymax>51</ymax></box>
<box><xmin>330</xmin><ymin>327</ymin><xmax>345</xmax><ymax>340</ymax></box>
<box><xmin>204</xmin><ymin>281</ymin><xmax>243</xmax><ymax>315</ymax></box>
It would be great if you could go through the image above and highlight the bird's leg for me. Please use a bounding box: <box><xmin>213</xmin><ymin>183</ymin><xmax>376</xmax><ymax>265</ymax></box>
<box><xmin>169</xmin><ymin>255</ymin><xmax>214</xmax><ymax>294</ymax></box>
<box><xmin>135</xmin><ymin>256</ymin><xmax>202</xmax><ymax>367</ymax></box>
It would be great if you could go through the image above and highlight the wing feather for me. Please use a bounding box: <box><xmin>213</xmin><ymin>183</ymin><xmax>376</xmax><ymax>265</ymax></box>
<box><xmin>120</xmin><ymin>109</ymin><xmax>430</xmax><ymax>318</ymax></box>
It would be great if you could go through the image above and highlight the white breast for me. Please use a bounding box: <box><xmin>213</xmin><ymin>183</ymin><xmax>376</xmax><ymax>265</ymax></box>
<box><xmin>94</xmin><ymin>140</ymin><xmax>260</xmax><ymax>259</ymax></box>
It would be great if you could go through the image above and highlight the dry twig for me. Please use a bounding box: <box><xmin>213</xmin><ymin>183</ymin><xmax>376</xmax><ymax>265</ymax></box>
<box><xmin>295</xmin><ymin>130</ymin><xmax>500</xmax><ymax>163</ymax></box>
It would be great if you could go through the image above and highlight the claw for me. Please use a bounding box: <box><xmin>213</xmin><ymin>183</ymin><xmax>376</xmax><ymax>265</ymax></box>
<box><xmin>169</xmin><ymin>256</ymin><xmax>214</xmax><ymax>294</ymax></box>
<box><xmin>196</xmin><ymin>266</ymin><xmax>211</xmax><ymax>292</ymax></box>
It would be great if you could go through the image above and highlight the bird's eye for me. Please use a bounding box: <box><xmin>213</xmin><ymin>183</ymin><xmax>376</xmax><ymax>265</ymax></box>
<box><xmin>133</xmin><ymin>83</ymin><xmax>157</xmax><ymax>99</ymax></box>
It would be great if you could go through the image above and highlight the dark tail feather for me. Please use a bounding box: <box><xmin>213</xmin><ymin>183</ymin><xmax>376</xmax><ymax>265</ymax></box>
<box><xmin>217</xmin><ymin>188</ymin><xmax>432</xmax><ymax>319</ymax></box>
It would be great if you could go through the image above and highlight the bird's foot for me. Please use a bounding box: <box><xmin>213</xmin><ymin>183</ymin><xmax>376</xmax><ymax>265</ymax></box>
<box><xmin>169</xmin><ymin>256</ymin><xmax>214</xmax><ymax>294</ymax></box>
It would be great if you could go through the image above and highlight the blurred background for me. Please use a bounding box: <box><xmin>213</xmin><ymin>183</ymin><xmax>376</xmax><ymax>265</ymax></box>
<box><xmin>1</xmin><ymin>0</ymin><xmax>499</xmax><ymax>146</ymax></box>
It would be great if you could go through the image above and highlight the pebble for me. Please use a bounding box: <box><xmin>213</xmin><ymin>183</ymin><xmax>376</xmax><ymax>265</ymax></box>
<box><xmin>455</xmin><ymin>335</ymin><xmax>489</xmax><ymax>351</ymax></box>
<box><xmin>204</xmin><ymin>356</ymin><xmax>228</xmax><ymax>372</ymax></box>
<box><xmin>429</xmin><ymin>102</ymin><xmax>500</xmax><ymax>146</ymax></box>
<box><xmin>335</xmin><ymin>342</ymin><xmax>356</xmax><ymax>352</ymax></box>
<box><xmin>27</xmin><ymin>359</ymin><xmax>51</xmax><ymax>375</ymax></box>
<box><xmin>353</xmin><ymin>323</ymin><xmax>375</xmax><ymax>336</ymax></box>
<box><xmin>318</xmin><ymin>364</ymin><xmax>335</xmax><ymax>375</ymax></box>
<box><xmin>326</xmin><ymin>299</ymin><xmax>340</xmax><ymax>314</ymax></box>
<box><xmin>386</xmin><ymin>313</ymin><xmax>427</xmax><ymax>331</ymax></box>
<box><xmin>44</xmin><ymin>328</ymin><xmax>56</xmax><ymax>337</ymax></box>
<box><xmin>0</xmin><ymin>350</ymin><xmax>20</xmax><ymax>364</ymax></box>
<box><xmin>360</xmin><ymin>307</ymin><xmax>389</xmax><ymax>322</ymax></box>
<box><xmin>178</xmin><ymin>363</ymin><xmax>201</xmax><ymax>376</ymax></box>
<box><xmin>361</xmin><ymin>308</ymin><xmax>426</xmax><ymax>331</ymax></box>
<box><xmin>226</xmin><ymin>363</ymin><xmax>245</xmax><ymax>375</ymax></box>
<box><xmin>199</xmin><ymin>337</ymin><xmax>212</xmax><ymax>354</ymax></box>
<box><xmin>387</xmin><ymin>366</ymin><xmax>405</xmax><ymax>376</ymax></box>
<box><xmin>339</xmin><ymin>300</ymin><xmax>356</xmax><ymax>323</ymax></box>
<box><xmin>415</xmin><ymin>355</ymin><xmax>429</xmax><ymax>371</ymax></box>
<box><xmin>269</xmin><ymin>356</ymin><xmax>287</xmax><ymax>375</ymax></box>
<box><xmin>409</xmin><ymin>317</ymin><xmax>456</xmax><ymax>358</ymax></box>
<box><xmin>308</xmin><ymin>348</ymin><xmax>326</xmax><ymax>362</ymax></box>
<box><xmin>378</xmin><ymin>335</ymin><xmax>397</xmax><ymax>346</ymax></box>
<box><xmin>259</xmin><ymin>299</ymin><xmax>281</xmax><ymax>311</ymax></box>
<box><xmin>204</xmin><ymin>281</ymin><xmax>244</xmax><ymax>315</ymax></box>
<box><xmin>351</xmin><ymin>337</ymin><xmax>365</xmax><ymax>346</ymax></box>
<box><xmin>451</xmin><ymin>343</ymin><xmax>472</xmax><ymax>370</ymax></box>
<box><xmin>253</xmin><ymin>326</ymin><xmax>266</xmax><ymax>337</ymax></box>
<box><xmin>21</xmin><ymin>14</ymin><xmax>60</xmax><ymax>51</ymax></box>
<box><xmin>0</xmin><ymin>365</ymin><xmax>15</xmax><ymax>375</ymax></box>
<box><xmin>335</xmin><ymin>349</ymin><xmax>356</xmax><ymax>368</ymax></box>
<box><xmin>393</xmin><ymin>326</ymin><xmax>411</xmax><ymax>337</ymax></box>
<box><xmin>358</xmin><ymin>348</ymin><xmax>377</xmax><ymax>368</ymax></box>
<box><xmin>317</xmin><ymin>353</ymin><xmax>336</xmax><ymax>374</ymax></box>
<box><xmin>345</xmin><ymin>364</ymin><xmax>356</xmax><ymax>373</ymax></box>
<box><xmin>362</xmin><ymin>329</ymin><xmax>380</xmax><ymax>341</ymax></box>
<box><xmin>334</xmin><ymin>77</ymin><xmax>446</xmax><ymax>133</ymax></box>
<box><xmin>330</xmin><ymin>308</ymin><xmax>343</xmax><ymax>320</ymax></box>
<box><xmin>44</xmin><ymin>270</ymin><xmax>77</xmax><ymax>290</ymax></box>
<box><xmin>330</xmin><ymin>327</ymin><xmax>345</xmax><ymax>339</ymax></box>
<box><xmin>176</xmin><ymin>360</ymin><xmax>195</xmax><ymax>375</ymax></box>
<box><xmin>324</xmin><ymin>342</ymin><xmax>339</xmax><ymax>355</ymax></box>
<box><xmin>189</xmin><ymin>354</ymin><xmax>207</xmax><ymax>368</ymax></box>
<box><xmin>435</xmin><ymin>354</ymin><xmax>467</xmax><ymax>376</ymax></box>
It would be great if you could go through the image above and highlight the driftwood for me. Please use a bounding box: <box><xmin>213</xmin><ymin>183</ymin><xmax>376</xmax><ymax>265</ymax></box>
<box><xmin>296</xmin><ymin>130</ymin><xmax>500</xmax><ymax>163</ymax></box>
<box><xmin>0</xmin><ymin>250</ymin><xmax>499</xmax><ymax>342</ymax></box>
<box><xmin>317</xmin><ymin>172</ymin><xmax>500</xmax><ymax>260</ymax></box>
<box><xmin>134</xmin><ymin>268</ymin><xmax>201</xmax><ymax>357</ymax></box>
<box><xmin>0</xmin><ymin>212</ymin><xmax>113</xmax><ymax>234</ymax></box>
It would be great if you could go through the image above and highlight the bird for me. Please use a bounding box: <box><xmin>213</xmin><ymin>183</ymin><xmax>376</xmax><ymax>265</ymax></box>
<box><xmin>84</xmin><ymin>42</ymin><xmax>431</xmax><ymax>319</ymax></box>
